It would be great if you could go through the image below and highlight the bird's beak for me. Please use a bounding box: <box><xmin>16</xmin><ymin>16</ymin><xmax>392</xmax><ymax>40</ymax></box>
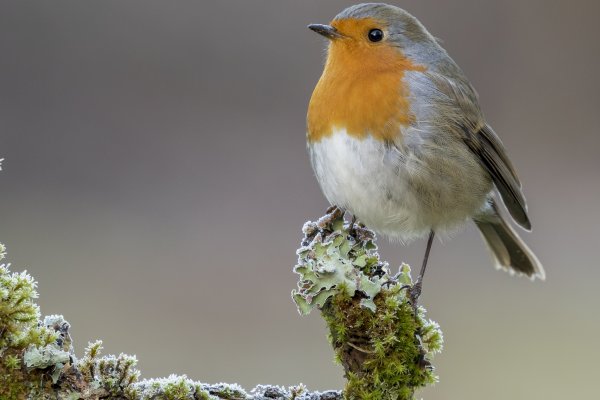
<box><xmin>308</xmin><ymin>24</ymin><xmax>344</xmax><ymax>40</ymax></box>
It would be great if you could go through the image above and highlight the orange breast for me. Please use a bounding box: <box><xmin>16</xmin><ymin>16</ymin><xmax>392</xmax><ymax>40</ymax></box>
<box><xmin>307</xmin><ymin>34</ymin><xmax>425</xmax><ymax>143</ymax></box>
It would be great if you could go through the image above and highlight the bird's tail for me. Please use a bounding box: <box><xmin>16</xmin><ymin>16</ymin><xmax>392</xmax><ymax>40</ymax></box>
<box><xmin>474</xmin><ymin>202</ymin><xmax>545</xmax><ymax>280</ymax></box>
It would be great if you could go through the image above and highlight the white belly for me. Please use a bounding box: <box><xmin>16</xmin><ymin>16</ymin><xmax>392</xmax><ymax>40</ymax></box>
<box><xmin>309</xmin><ymin>129</ymin><xmax>492</xmax><ymax>241</ymax></box>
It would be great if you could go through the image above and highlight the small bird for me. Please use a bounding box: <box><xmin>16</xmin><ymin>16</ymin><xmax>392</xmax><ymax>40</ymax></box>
<box><xmin>306</xmin><ymin>3</ymin><xmax>544</xmax><ymax>301</ymax></box>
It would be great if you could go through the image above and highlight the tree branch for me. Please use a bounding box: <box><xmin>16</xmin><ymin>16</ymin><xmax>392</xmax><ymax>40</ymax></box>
<box><xmin>0</xmin><ymin>208</ymin><xmax>443</xmax><ymax>400</ymax></box>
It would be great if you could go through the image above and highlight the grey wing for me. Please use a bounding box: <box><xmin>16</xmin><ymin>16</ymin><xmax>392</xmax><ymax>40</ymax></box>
<box><xmin>466</xmin><ymin>125</ymin><xmax>531</xmax><ymax>230</ymax></box>
<box><xmin>425</xmin><ymin>71</ymin><xmax>531</xmax><ymax>230</ymax></box>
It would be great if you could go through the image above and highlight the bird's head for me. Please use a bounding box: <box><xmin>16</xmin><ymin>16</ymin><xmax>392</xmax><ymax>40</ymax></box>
<box><xmin>308</xmin><ymin>3</ymin><xmax>440</xmax><ymax>71</ymax></box>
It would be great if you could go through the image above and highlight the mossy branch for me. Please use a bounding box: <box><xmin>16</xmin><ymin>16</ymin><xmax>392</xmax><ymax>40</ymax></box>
<box><xmin>292</xmin><ymin>208</ymin><xmax>442</xmax><ymax>399</ymax></box>
<box><xmin>0</xmin><ymin>208</ymin><xmax>442</xmax><ymax>400</ymax></box>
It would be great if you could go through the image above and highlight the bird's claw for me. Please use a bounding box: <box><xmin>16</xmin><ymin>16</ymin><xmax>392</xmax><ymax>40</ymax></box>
<box><xmin>325</xmin><ymin>205</ymin><xmax>339</xmax><ymax>214</ymax></box>
<box><xmin>348</xmin><ymin>214</ymin><xmax>358</xmax><ymax>237</ymax></box>
<box><xmin>408</xmin><ymin>281</ymin><xmax>422</xmax><ymax>310</ymax></box>
<box><xmin>383</xmin><ymin>277</ymin><xmax>398</xmax><ymax>288</ymax></box>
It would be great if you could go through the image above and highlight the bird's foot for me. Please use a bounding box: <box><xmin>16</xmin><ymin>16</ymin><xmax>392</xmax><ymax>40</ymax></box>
<box><xmin>409</xmin><ymin>281</ymin><xmax>422</xmax><ymax>311</ymax></box>
<box><xmin>383</xmin><ymin>276</ymin><xmax>398</xmax><ymax>288</ymax></box>
<box><xmin>348</xmin><ymin>214</ymin><xmax>358</xmax><ymax>237</ymax></box>
<box><xmin>325</xmin><ymin>204</ymin><xmax>341</xmax><ymax>214</ymax></box>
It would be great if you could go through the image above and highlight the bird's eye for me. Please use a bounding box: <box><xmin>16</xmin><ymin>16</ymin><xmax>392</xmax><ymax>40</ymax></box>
<box><xmin>368</xmin><ymin>29</ymin><xmax>384</xmax><ymax>42</ymax></box>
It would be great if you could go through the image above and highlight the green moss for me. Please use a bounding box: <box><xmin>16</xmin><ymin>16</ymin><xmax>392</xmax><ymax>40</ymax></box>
<box><xmin>4</xmin><ymin>354</ymin><xmax>20</xmax><ymax>370</ymax></box>
<box><xmin>293</xmin><ymin>209</ymin><xmax>443</xmax><ymax>400</ymax></box>
<box><xmin>79</xmin><ymin>343</ymin><xmax>140</xmax><ymax>396</ymax></box>
<box><xmin>0</xmin><ymin>263</ymin><xmax>44</xmax><ymax>349</ymax></box>
<box><xmin>196</xmin><ymin>384</ymin><xmax>213</xmax><ymax>400</ymax></box>
<box><xmin>0</xmin><ymin>245</ymin><xmax>63</xmax><ymax>399</ymax></box>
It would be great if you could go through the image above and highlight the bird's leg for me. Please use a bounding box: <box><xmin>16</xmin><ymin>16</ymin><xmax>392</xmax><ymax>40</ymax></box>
<box><xmin>410</xmin><ymin>230</ymin><xmax>435</xmax><ymax>308</ymax></box>
<box><xmin>325</xmin><ymin>204</ymin><xmax>340</xmax><ymax>214</ymax></box>
<box><xmin>348</xmin><ymin>214</ymin><xmax>357</xmax><ymax>236</ymax></box>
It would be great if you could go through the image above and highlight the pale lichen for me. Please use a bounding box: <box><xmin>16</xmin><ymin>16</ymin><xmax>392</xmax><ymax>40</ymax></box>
<box><xmin>23</xmin><ymin>342</ymin><xmax>70</xmax><ymax>383</ymax></box>
<box><xmin>293</xmin><ymin>210</ymin><xmax>387</xmax><ymax>313</ymax></box>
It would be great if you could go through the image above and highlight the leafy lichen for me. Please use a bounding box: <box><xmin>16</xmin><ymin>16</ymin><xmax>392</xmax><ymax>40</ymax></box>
<box><xmin>293</xmin><ymin>210</ymin><xmax>386</xmax><ymax>314</ymax></box>
<box><xmin>292</xmin><ymin>208</ymin><xmax>443</xmax><ymax>400</ymax></box>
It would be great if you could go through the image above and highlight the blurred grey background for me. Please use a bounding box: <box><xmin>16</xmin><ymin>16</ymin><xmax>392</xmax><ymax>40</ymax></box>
<box><xmin>1</xmin><ymin>1</ymin><xmax>598</xmax><ymax>399</ymax></box>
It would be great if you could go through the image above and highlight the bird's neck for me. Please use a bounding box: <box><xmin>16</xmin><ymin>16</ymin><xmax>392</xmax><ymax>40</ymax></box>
<box><xmin>307</xmin><ymin>44</ymin><xmax>425</xmax><ymax>143</ymax></box>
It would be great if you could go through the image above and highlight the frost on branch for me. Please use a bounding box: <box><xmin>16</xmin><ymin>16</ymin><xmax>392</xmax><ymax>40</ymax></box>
<box><xmin>0</xmin><ymin>244</ymin><xmax>340</xmax><ymax>400</ymax></box>
<box><xmin>292</xmin><ymin>208</ymin><xmax>443</xmax><ymax>400</ymax></box>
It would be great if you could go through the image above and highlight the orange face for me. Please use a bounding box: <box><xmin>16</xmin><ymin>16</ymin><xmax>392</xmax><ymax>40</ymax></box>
<box><xmin>307</xmin><ymin>18</ymin><xmax>425</xmax><ymax>143</ymax></box>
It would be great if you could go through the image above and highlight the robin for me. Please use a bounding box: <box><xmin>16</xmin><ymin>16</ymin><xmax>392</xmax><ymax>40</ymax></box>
<box><xmin>306</xmin><ymin>3</ymin><xmax>544</xmax><ymax>303</ymax></box>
